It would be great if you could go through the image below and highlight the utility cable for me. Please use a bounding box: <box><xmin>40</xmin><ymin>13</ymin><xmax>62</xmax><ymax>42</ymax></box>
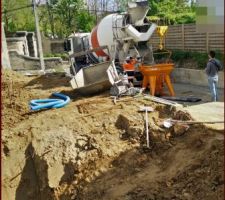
<box><xmin>2</xmin><ymin>4</ymin><xmax>33</xmax><ymax>14</ymax></box>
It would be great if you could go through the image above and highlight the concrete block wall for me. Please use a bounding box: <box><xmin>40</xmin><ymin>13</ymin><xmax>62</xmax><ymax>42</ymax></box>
<box><xmin>27</xmin><ymin>32</ymin><xmax>38</xmax><ymax>57</ymax></box>
<box><xmin>42</xmin><ymin>34</ymin><xmax>64</xmax><ymax>55</ymax></box>
<box><xmin>6</xmin><ymin>37</ymin><xmax>29</xmax><ymax>56</ymax></box>
<box><xmin>172</xmin><ymin>68</ymin><xmax>224</xmax><ymax>89</ymax></box>
<box><xmin>9</xmin><ymin>50</ymin><xmax>63</xmax><ymax>71</ymax></box>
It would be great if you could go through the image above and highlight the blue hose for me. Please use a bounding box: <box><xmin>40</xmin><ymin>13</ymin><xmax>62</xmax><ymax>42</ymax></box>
<box><xmin>30</xmin><ymin>93</ymin><xmax>70</xmax><ymax>111</ymax></box>
<box><xmin>30</xmin><ymin>99</ymin><xmax>64</xmax><ymax>106</ymax></box>
<box><xmin>51</xmin><ymin>93</ymin><xmax>70</xmax><ymax>108</ymax></box>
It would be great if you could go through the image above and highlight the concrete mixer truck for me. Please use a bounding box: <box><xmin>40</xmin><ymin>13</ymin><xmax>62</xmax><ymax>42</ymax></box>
<box><xmin>66</xmin><ymin>0</ymin><xmax>175</xmax><ymax>96</ymax></box>
<box><xmin>66</xmin><ymin>1</ymin><xmax>156</xmax><ymax>66</ymax></box>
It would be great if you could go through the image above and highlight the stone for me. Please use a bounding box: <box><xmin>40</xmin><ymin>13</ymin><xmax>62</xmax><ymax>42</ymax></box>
<box><xmin>172</xmin><ymin>124</ymin><xmax>189</xmax><ymax>137</ymax></box>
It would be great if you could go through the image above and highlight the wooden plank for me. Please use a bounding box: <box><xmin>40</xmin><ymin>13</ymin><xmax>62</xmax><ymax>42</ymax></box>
<box><xmin>209</xmin><ymin>42</ymin><xmax>224</xmax><ymax>45</ymax></box>
<box><xmin>166</xmin><ymin>42</ymin><xmax>183</xmax><ymax>44</ymax></box>
<box><xmin>166</xmin><ymin>36</ymin><xmax>182</xmax><ymax>39</ymax></box>
<box><xmin>209</xmin><ymin>35</ymin><xmax>224</xmax><ymax>38</ymax></box>
<box><xmin>183</xmin><ymin>30</ymin><xmax>197</xmax><ymax>33</ymax></box>
<box><xmin>167</xmin><ymin>43</ymin><xmax>182</xmax><ymax>47</ymax></box>
<box><xmin>184</xmin><ymin>44</ymin><xmax>207</xmax><ymax>47</ymax></box>
<box><xmin>185</xmin><ymin>43</ymin><xmax>207</xmax><ymax>46</ymax></box>
<box><xmin>184</xmin><ymin>47</ymin><xmax>206</xmax><ymax>49</ymax></box>
<box><xmin>166</xmin><ymin>37</ymin><xmax>183</xmax><ymax>40</ymax></box>
<box><xmin>166</xmin><ymin>40</ymin><xmax>183</xmax><ymax>42</ymax></box>
<box><xmin>184</xmin><ymin>29</ymin><xmax>197</xmax><ymax>32</ymax></box>
<box><xmin>184</xmin><ymin>38</ymin><xmax>206</xmax><ymax>41</ymax></box>
<box><xmin>167</xmin><ymin>33</ymin><xmax>182</xmax><ymax>36</ymax></box>
<box><xmin>166</xmin><ymin>34</ymin><xmax>182</xmax><ymax>37</ymax></box>
<box><xmin>208</xmin><ymin>42</ymin><xmax>224</xmax><ymax>44</ymax></box>
<box><xmin>184</xmin><ymin>33</ymin><xmax>206</xmax><ymax>36</ymax></box>
<box><xmin>184</xmin><ymin>44</ymin><xmax>206</xmax><ymax>46</ymax></box>
<box><xmin>209</xmin><ymin>42</ymin><xmax>224</xmax><ymax>44</ymax></box>
<box><xmin>166</xmin><ymin>41</ymin><xmax>183</xmax><ymax>43</ymax></box>
<box><xmin>167</xmin><ymin>29</ymin><xmax>182</xmax><ymax>32</ymax></box>
<box><xmin>209</xmin><ymin>39</ymin><xmax>224</xmax><ymax>42</ymax></box>
<box><xmin>209</xmin><ymin>45</ymin><xmax>224</xmax><ymax>48</ymax></box>
<box><xmin>209</xmin><ymin>33</ymin><xmax>224</xmax><ymax>35</ymax></box>
<box><xmin>166</xmin><ymin>45</ymin><xmax>183</xmax><ymax>47</ymax></box>
<box><xmin>185</xmin><ymin>40</ymin><xmax>206</xmax><ymax>43</ymax></box>
<box><xmin>166</xmin><ymin>35</ymin><xmax>182</xmax><ymax>38</ymax></box>
<box><xmin>185</xmin><ymin>39</ymin><xmax>206</xmax><ymax>42</ymax></box>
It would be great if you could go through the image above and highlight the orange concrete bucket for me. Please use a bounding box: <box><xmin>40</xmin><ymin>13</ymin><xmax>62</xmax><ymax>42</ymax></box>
<box><xmin>139</xmin><ymin>63</ymin><xmax>175</xmax><ymax>96</ymax></box>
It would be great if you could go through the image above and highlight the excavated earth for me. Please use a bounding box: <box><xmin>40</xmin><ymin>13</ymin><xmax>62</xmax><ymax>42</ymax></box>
<box><xmin>2</xmin><ymin>69</ymin><xmax>224</xmax><ymax>200</ymax></box>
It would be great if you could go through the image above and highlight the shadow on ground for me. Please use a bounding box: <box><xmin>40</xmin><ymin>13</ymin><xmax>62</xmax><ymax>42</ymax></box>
<box><xmin>25</xmin><ymin>73</ymin><xmax>71</xmax><ymax>90</ymax></box>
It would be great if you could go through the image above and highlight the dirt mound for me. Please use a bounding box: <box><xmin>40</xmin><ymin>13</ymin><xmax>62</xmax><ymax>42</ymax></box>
<box><xmin>1</xmin><ymin>70</ymin><xmax>70</xmax><ymax>129</ymax></box>
<box><xmin>77</xmin><ymin>125</ymin><xmax>224</xmax><ymax>200</ymax></box>
<box><xmin>2</xmin><ymin>70</ymin><xmax>224</xmax><ymax>200</ymax></box>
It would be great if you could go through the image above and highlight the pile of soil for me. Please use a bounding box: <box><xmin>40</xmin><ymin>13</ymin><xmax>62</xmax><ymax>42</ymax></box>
<box><xmin>2</xmin><ymin>69</ymin><xmax>224</xmax><ymax>200</ymax></box>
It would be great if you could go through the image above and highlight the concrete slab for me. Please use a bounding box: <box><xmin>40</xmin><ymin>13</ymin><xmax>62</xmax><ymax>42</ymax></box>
<box><xmin>182</xmin><ymin>102</ymin><xmax>224</xmax><ymax>131</ymax></box>
<box><xmin>172</xmin><ymin>83</ymin><xmax>224</xmax><ymax>106</ymax></box>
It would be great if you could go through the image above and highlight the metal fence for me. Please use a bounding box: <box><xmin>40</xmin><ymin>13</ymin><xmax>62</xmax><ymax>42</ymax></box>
<box><xmin>150</xmin><ymin>24</ymin><xmax>224</xmax><ymax>53</ymax></box>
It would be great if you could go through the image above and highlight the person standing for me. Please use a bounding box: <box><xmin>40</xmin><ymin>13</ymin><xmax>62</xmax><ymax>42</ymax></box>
<box><xmin>205</xmin><ymin>50</ymin><xmax>222</xmax><ymax>101</ymax></box>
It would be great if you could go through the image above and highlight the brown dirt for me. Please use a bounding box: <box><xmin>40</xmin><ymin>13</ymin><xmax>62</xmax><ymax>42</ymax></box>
<box><xmin>2</xmin><ymin>69</ymin><xmax>224</xmax><ymax>200</ymax></box>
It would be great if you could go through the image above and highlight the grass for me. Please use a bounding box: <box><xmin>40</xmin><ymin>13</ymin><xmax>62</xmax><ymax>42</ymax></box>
<box><xmin>44</xmin><ymin>53</ymin><xmax>69</xmax><ymax>61</ymax></box>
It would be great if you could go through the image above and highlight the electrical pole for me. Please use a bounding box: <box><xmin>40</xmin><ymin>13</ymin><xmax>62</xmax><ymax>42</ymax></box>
<box><xmin>32</xmin><ymin>0</ymin><xmax>45</xmax><ymax>72</ymax></box>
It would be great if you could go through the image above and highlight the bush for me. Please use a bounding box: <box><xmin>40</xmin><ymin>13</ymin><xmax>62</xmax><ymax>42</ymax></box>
<box><xmin>171</xmin><ymin>50</ymin><xmax>224</xmax><ymax>69</ymax></box>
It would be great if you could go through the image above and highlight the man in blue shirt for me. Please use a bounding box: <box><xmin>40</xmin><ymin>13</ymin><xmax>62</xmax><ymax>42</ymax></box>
<box><xmin>205</xmin><ymin>50</ymin><xmax>222</xmax><ymax>101</ymax></box>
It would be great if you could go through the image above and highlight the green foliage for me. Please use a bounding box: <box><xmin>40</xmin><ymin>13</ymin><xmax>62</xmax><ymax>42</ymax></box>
<box><xmin>76</xmin><ymin>12</ymin><xmax>95</xmax><ymax>32</ymax></box>
<box><xmin>175</xmin><ymin>12</ymin><xmax>196</xmax><ymax>24</ymax></box>
<box><xmin>148</xmin><ymin>0</ymin><xmax>196</xmax><ymax>25</ymax></box>
<box><xmin>2</xmin><ymin>0</ymin><xmax>35</xmax><ymax>33</ymax></box>
<box><xmin>2</xmin><ymin>0</ymin><xmax>197</xmax><ymax>37</ymax></box>
<box><xmin>40</xmin><ymin>0</ymin><xmax>96</xmax><ymax>37</ymax></box>
<box><xmin>171</xmin><ymin>50</ymin><xmax>224</xmax><ymax>69</ymax></box>
<box><xmin>117</xmin><ymin>0</ymin><xmax>132</xmax><ymax>12</ymax></box>
<box><xmin>2</xmin><ymin>0</ymin><xmax>96</xmax><ymax>37</ymax></box>
<box><xmin>44</xmin><ymin>53</ymin><xmax>69</xmax><ymax>60</ymax></box>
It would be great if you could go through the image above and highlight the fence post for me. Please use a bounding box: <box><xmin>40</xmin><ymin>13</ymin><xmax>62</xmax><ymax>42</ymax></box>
<box><xmin>181</xmin><ymin>24</ymin><xmax>185</xmax><ymax>50</ymax></box>
<box><xmin>164</xmin><ymin>33</ymin><xmax>166</xmax><ymax>49</ymax></box>
<box><xmin>206</xmin><ymin>32</ymin><xmax>209</xmax><ymax>52</ymax></box>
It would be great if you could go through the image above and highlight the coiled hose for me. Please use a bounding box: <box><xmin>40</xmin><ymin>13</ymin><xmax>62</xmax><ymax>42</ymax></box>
<box><xmin>30</xmin><ymin>93</ymin><xmax>70</xmax><ymax>111</ymax></box>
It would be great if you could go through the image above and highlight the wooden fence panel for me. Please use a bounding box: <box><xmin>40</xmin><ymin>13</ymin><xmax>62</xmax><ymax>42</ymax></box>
<box><xmin>150</xmin><ymin>24</ymin><xmax>224</xmax><ymax>53</ymax></box>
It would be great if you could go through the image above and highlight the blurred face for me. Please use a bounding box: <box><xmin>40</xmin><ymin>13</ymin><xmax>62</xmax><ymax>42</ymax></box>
<box><xmin>208</xmin><ymin>54</ymin><xmax>212</xmax><ymax>59</ymax></box>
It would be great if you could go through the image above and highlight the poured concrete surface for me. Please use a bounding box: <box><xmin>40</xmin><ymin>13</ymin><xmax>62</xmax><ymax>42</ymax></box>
<box><xmin>183</xmin><ymin>102</ymin><xmax>224</xmax><ymax>131</ymax></box>
<box><xmin>172</xmin><ymin>83</ymin><xmax>224</xmax><ymax>106</ymax></box>
<box><xmin>163</xmin><ymin>83</ymin><xmax>224</xmax><ymax>130</ymax></box>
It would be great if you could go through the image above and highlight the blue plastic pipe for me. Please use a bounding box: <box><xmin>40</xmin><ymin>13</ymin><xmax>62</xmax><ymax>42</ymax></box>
<box><xmin>30</xmin><ymin>93</ymin><xmax>70</xmax><ymax>111</ymax></box>
<box><xmin>30</xmin><ymin>99</ymin><xmax>64</xmax><ymax>106</ymax></box>
<box><xmin>51</xmin><ymin>93</ymin><xmax>70</xmax><ymax>108</ymax></box>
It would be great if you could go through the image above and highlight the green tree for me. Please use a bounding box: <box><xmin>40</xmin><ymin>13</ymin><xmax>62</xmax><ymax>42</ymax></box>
<box><xmin>39</xmin><ymin>0</ymin><xmax>95</xmax><ymax>37</ymax></box>
<box><xmin>148</xmin><ymin>0</ymin><xmax>196</xmax><ymax>25</ymax></box>
<box><xmin>2</xmin><ymin>0</ymin><xmax>35</xmax><ymax>33</ymax></box>
<box><xmin>53</xmin><ymin>0</ymin><xmax>83</xmax><ymax>36</ymax></box>
<box><xmin>76</xmin><ymin>11</ymin><xmax>95</xmax><ymax>32</ymax></box>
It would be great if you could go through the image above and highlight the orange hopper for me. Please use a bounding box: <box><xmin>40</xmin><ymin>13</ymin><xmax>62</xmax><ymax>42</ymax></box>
<box><xmin>139</xmin><ymin>63</ymin><xmax>175</xmax><ymax>96</ymax></box>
